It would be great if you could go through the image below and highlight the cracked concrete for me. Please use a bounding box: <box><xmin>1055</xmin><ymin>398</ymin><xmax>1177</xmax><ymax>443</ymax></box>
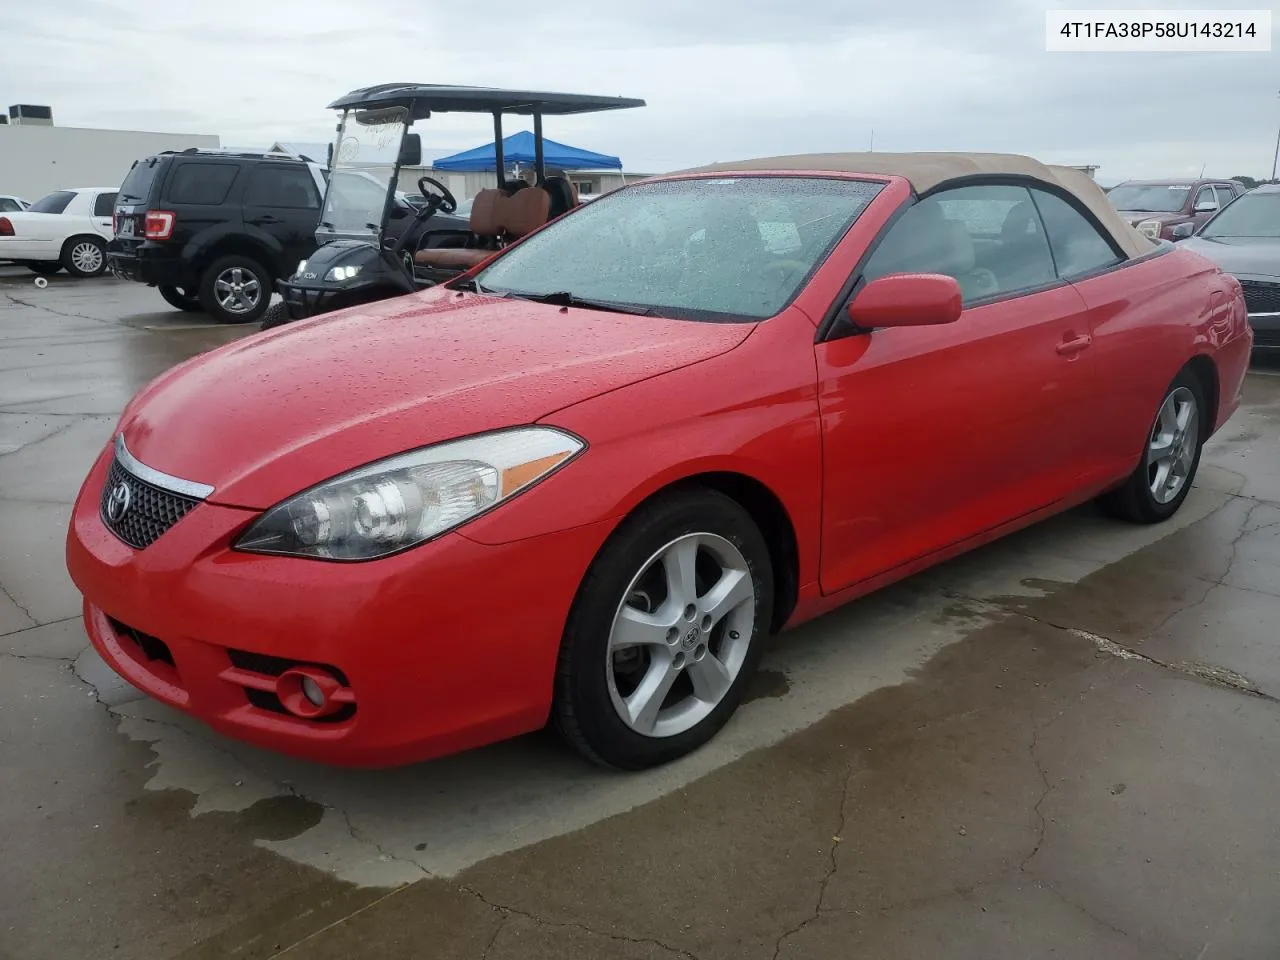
<box><xmin>5</xmin><ymin>269</ymin><xmax>1280</xmax><ymax>959</ymax></box>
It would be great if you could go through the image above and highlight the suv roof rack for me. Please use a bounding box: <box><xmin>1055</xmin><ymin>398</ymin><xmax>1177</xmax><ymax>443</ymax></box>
<box><xmin>154</xmin><ymin>147</ymin><xmax>318</xmax><ymax>163</ymax></box>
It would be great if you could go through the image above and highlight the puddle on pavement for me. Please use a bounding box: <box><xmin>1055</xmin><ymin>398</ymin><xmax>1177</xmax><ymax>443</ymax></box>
<box><xmin>743</xmin><ymin>667</ymin><xmax>791</xmax><ymax>703</ymax></box>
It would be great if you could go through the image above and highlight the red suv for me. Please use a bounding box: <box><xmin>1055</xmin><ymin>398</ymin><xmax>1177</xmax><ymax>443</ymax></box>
<box><xmin>1107</xmin><ymin>178</ymin><xmax>1246</xmax><ymax>242</ymax></box>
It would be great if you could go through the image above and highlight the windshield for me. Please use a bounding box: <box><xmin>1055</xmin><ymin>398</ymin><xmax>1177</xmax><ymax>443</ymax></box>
<box><xmin>27</xmin><ymin>191</ymin><xmax>76</xmax><ymax>214</ymax></box>
<box><xmin>1107</xmin><ymin>184</ymin><xmax>1190</xmax><ymax>213</ymax></box>
<box><xmin>1200</xmin><ymin>192</ymin><xmax>1280</xmax><ymax>239</ymax></box>
<box><xmin>473</xmin><ymin>176</ymin><xmax>885</xmax><ymax>322</ymax></box>
<box><xmin>317</xmin><ymin>106</ymin><xmax>408</xmax><ymax>240</ymax></box>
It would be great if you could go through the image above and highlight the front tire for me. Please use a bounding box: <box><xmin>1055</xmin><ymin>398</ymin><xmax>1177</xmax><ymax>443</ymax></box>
<box><xmin>198</xmin><ymin>255</ymin><xmax>271</xmax><ymax>324</ymax></box>
<box><xmin>158</xmin><ymin>285</ymin><xmax>202</xmax><ymax>312</ymax></box>
<box><xmin>61</xmin><ymin>237</ymin><xmax>107</xmax><ymax>278</ymax></box>
<box><xmin>259</xmin><ymin>301</ymin><xmax>293</xmax><ymax>330</ymax></box>
<box><xmin>1098</xmin><ymin>368</ymin><xmax>1206</xmax><ymax>524</ymax></box>
<box><xmin>553</xmin><ymin>488</ymin><xmax>774</xmax><ymax>770</ymax></box>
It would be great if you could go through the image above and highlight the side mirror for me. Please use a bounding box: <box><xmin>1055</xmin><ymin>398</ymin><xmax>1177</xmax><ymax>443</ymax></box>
<box><xmin>398</xmin><ymin>133</ymin><xmax>422</xmax><ymax>168</ymax></box>
<box><xmin>1194</xmin><ymin>201</ymin><xmax>1217</xmax><ymax>214</ymax></box>
<box><xmin>1170</xmin><ymin>222</ymin><xmax>1195</xmax><ymax>241</ymax></box>
<box><xmin>847</xmin><ymin>274</ymin><xmax>963</xmax><ymax>329</ymax></box>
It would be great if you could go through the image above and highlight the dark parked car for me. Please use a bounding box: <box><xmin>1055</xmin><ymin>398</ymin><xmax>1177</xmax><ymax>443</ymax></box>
<box><xmin>1107</xmin><ymin>178</ymin><xmax>1247</xmax><ymax>243</ymax></box>
<box><xmin>108</xmin><ymin>149</ymin><xmax>465</xmax><ymax>323</ymax></box>
<box><xmin>1177</xmin><ymin>185</ymin><xmax>1280</xmax><ymax>351</ymax></box>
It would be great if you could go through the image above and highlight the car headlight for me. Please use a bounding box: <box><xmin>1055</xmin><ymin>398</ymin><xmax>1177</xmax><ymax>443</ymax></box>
<box><xmin>294</xmin><ymin>259</ymin><xmax>308</xmax><ymax>277</ymax></box>
<box><xmin>1136</xmin><ymin>219</ymin><xmax>1162</xmax><ymax>240</ymax></box>
<box><xmin>234</xmin><ymin>427</ymin><xmax>584</xmax><ymax>561</ymax></box>
<box><xmin>324</xmin><ymin>264</ymin><xmax>362</xmax><ymax>282</ymax></box>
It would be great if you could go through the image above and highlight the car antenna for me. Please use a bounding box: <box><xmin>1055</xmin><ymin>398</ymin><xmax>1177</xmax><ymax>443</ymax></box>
<box><xmin>1198</xmin><ymin>163</ymin><xmax>1206</xmax><ymax>177</ymax></box>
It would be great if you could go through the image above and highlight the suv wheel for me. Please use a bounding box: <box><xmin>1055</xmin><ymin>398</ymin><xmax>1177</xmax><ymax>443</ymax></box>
<box><xmin>158</xmin><ymin>285</ymin><xmax>203</xmax><ymax>312</ymax></box>
<box><xmin>199</xmin><ymin>255</ymin><xmax>271</xmax><ymax>324</ymax></box>
<box><xmin>61</xmin><ymin>237</ymin><xmax>107</xmax><ymax>278</ymax></box>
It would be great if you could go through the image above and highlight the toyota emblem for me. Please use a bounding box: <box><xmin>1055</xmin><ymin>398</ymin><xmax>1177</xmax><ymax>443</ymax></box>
<box><xmin>106</xmin><ymin>480</ymin><xmax>133</xmax><ymax>522</ymax></box>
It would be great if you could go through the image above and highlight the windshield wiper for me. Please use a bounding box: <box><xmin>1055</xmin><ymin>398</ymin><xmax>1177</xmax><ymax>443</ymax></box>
<box><xmin>506</xmin><ymin>290</ymin><xmax>657</xmax><ymax>316</ymax></box>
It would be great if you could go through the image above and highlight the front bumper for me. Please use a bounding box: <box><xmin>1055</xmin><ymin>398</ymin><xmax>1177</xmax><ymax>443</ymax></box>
<box><xmin>1248</xmin><ymin>312</ymin><xmax>1280</xmax><ymax>351</ymax></box>
<box><xmin>66</xmin><ymin>442</ymin><xmax>610</xmax><ymax>767</ymax></box>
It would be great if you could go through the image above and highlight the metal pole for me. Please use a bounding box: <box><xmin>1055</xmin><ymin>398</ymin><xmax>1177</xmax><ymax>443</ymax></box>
<box><xmin>493</xmin><ymin>111</ymin><xmax>506</xmax><ymax>190</ymax></box>
<box><xmin>533</xmin><ymin>110</ymin><xmax>545</xmax><ymax>184</ymax></box>
<box><xmin>1272</xmin><ymin>90</ymin><xmax>1280</xmax><ymax>182</ymax></box>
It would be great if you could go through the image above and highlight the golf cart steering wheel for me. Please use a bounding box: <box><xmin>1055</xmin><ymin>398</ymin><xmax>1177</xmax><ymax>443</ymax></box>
<box><xmin>417</xmin><ymin>176</ymin><xmax>457</xmax><ymax>215</ymax></box>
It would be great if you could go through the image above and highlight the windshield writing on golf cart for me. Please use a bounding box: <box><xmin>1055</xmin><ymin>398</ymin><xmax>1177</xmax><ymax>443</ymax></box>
<box><xmin>318</xmin><ymin>111</ymin><xmax>406</xmax><ymax>235</ymax></box>
<box><xmin>474</xmin><ymin>177</ymin><xmax>885</xmax><ymax>322</ymax></box>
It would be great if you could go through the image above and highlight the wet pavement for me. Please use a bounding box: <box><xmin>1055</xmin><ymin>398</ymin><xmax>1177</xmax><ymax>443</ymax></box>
<box><xmin>4</xmin><ymin>267</ymin><xmax>1280</xmax><ymax>959</ymax></box>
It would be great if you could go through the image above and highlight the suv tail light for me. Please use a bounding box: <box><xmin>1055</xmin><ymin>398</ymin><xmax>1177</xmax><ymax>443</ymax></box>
<box><xmin>0</xmin><ymin>217</ymin><xmax>13</xmax><ymax>237</ymax></box>
<box><xmin>144</xmin><ymin>210</ymin><xmax>176</xmax><ymax>240</ymax></box>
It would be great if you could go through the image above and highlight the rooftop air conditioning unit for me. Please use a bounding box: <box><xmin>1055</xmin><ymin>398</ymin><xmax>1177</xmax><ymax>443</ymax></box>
<box><xmin>9</xmin><ymin>104</ymin><xmax>53</xmax><ymax>126</ymax></box>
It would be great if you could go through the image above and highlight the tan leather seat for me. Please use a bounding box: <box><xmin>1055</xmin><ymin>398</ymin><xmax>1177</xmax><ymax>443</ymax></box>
<box><xmin>416</xmin><ymin>186</ymin><xmax>552</xmax><ymax>269</ymax></box>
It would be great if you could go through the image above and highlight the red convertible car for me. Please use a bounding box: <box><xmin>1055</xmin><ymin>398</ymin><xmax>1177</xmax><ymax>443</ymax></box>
<box><xmin>66</xmin><ymin>152</ymin><xmax>1252</xmax><ymax>770</ymax></box>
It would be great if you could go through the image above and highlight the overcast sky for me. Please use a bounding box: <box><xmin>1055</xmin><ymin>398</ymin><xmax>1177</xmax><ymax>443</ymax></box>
<box><xmin>1</xmin><ymin>0</ymin><xmax>1276</xmax><ymax>182</ymax></box>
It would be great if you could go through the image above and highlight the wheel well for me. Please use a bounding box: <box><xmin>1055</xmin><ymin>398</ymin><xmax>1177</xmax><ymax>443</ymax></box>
<box><xmin>650</xmin><ymin>472</ymin><xmax>800</xmax><ymax>633</ymax></box>
<box><xmin>1185</xmin><ymin>354</ymin><xmax>1219</xmax><ymax>439</ymax></box>
<box><xmin>60</xmin><ymin>234</ymin><xmax>105</xmax><ymax>255</ymax></box>
<box><xmin>194</xmin><ymin>239</ymin><xmax>279</xmax><ymax>280</ymax></box>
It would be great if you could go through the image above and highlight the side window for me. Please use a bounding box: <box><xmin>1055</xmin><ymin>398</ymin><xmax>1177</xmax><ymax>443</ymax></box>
<box><xmin>1214</xmin><ymin>185</ymin><xmax>1237</xmax><ymax>209</ymax></box>
<box><xmin>1194</xmin><ymin>185</ymin><xmax>1218</xmax><ymax>212</ymax></box>
<box><xmin>861</xmin><ymin>184</ymin><xmax>1056</xmax><ymax>305</ymax></box>
<box><xmin>1029</xmin><ymin>188</ymin><xmax>1123</xmax><ymax>279</ymax></box>
<box><xmin>244</xmin><ymin>166</ymin><xmax>320</xmax><ymax>209</ymax></box>
<box><xmin>93</xmin><ymin>192</ymin><xmax>117</xmax><ymax>217</ymax></box>
<box><xmin>0</xmin><ymin>198</ymin><xmax>21</xmax><ymax>212</ymax></box>
<box><xmin>164</xmin><ymin>163</ymin><xmax>240</xmax><ymax>205</ymax></box>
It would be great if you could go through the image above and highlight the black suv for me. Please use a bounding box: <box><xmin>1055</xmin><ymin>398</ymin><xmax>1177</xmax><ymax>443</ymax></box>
<box><xmin>109</xmin><ymin>149</ymin><xmax>462</xmax><ymax>324</ymax></box>
<box><xmin>109</xmin><ymin>149</ymin><xmax>329</xmax><ymax>323</ymax></box>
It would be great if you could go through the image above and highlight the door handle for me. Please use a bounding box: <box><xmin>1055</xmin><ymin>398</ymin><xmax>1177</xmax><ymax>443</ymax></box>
<box><xmin>1056</xmin><ymin>333</ymin><xmax>1092</xmax><ymax>356</ymax></box>
<box><xmin>249</xmin><ymin>215</ymin><xmax>283</xmax><ymax>225</ymax></box>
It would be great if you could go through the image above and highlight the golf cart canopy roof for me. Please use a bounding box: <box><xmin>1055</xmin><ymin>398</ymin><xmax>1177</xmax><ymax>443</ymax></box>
<box><xmin>327</xmin><ymin>84</ymin><xmax>646</xmax><ymax>119</ymax></box>
<box><xmin>680</xmin><ymin>151</ymin><xmax>1155</xmax><ymax>260</ymax></box>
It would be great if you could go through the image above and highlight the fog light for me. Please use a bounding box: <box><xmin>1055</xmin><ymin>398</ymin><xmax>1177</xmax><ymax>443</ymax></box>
<box><xmin>301</xmin><ymin>675</ymin><xmax>325</xmax><ymax>707</ymax></box>
<box><xmin>276</xmin><ymin>666</ymin><xmax>348</xmax><ymax>719</ymax></box>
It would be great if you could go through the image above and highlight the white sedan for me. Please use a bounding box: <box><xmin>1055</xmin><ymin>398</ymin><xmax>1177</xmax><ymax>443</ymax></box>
<box><xmin>0</xmin><ymin>187</ymin><xmax>117</xmax><ymax>277</ymax></box>
<box><xmin>0</xmin><ymin>195</ymin><xmax>29</xmax><ymax>212</ymax></box>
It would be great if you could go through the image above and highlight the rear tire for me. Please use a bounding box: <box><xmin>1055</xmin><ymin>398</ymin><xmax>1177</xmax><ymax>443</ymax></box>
<box><xmin>198</xmin><ymin>255</ymin><xmax>271</xmax><ymax>324</ymax></box>
<box><xmin>24</xmin><ymin>262</ymin><xmax>61</xmax><ymax>276</ymax></box>
<box><xmin>158</xmin><ymin>285</ymin><xmax>202</xmax><ymax>312</ymax></box>
<box><xmin>553</xmin><ymin>488</ymin><xmax>774</xmax><ymax>770</ymax></box>
<box><xmin>1098</xmin><ymin>368</ymin><xmax>1206</xmax><ymax>524</ymax></box>
<box><xmin>61</xmin><ymin>237</ymin><xmax>107</xmax><ymax>278</ymax></box>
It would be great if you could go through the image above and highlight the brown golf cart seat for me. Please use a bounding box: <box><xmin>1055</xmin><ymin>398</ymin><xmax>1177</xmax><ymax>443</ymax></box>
<box><xmin>415</xmin><ymin>185</ymin><xmax>551</xmax><ymax>270</ymax></box>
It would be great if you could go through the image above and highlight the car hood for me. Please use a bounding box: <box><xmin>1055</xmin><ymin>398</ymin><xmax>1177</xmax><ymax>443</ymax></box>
<box><xmin>1178</xmin><ymin>236</ymin><xmax>1280</xmax><ymax>280</ymax></box>
<box><xmin>119</xmin><ymin>289</ymin><xmax>753</xmax><ymax>509</ymax></box>
<box><xmin>1117</xmin><ymin>211</ymin><xmax>1182</xmax><ymax>225</ymax></box>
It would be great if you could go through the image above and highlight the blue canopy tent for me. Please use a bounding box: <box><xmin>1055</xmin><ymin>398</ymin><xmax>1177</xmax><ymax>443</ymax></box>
<box><xmin>433</xmin><ymin>130</ymin><xmax>622</xmax><ymax>173</ymax></box>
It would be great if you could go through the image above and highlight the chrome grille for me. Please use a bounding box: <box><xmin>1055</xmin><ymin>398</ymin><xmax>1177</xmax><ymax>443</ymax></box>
<box><xmin>99</xmin><ymin>455</ymin><xmax>200</xmax><ymax>550</ymax></box>
<box><xmin>1239</xmin><ymin>280</ymin><xmax>1280</xmax><ymax>316</ymax></box>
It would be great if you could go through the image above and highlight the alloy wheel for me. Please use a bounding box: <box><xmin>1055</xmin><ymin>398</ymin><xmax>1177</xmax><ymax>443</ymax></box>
<box><xmin>1148</xmin><ymin>386</ymin><xmax>1199</xmax><ymax>504</ymax></box>
<box><xmin>213</xmin><ymin>267</ymin><xmax>262</xmax><ymax>315</ymax></box>
<box><xmin>606</xmin><ymin>532</ymin><xmax>756</xmax><ymax>738</ymax></box>
<box><xmin>70</xmin><ymin>241</ymin><xmax>103</xmax><ymax>274</ymax></box>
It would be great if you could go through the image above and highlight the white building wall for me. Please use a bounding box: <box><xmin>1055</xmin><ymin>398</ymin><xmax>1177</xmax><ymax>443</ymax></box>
<box><xmin>0</xmin><ymin>125</ymin><xmax>220</xmax><ymax>201</ymax></box>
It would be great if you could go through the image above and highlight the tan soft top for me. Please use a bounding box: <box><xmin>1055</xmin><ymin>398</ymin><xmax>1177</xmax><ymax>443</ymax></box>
<box><xmin>680</xmin><ymin>152</ymin><xmax>1154</xmax><ymax>260</ymax></box>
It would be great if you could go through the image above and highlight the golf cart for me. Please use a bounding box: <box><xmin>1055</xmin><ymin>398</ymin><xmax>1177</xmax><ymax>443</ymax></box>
<box><xmin>265</xmin><ymin>83</ymin><xmax>645</xmax><ymax>329</ymax></box>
